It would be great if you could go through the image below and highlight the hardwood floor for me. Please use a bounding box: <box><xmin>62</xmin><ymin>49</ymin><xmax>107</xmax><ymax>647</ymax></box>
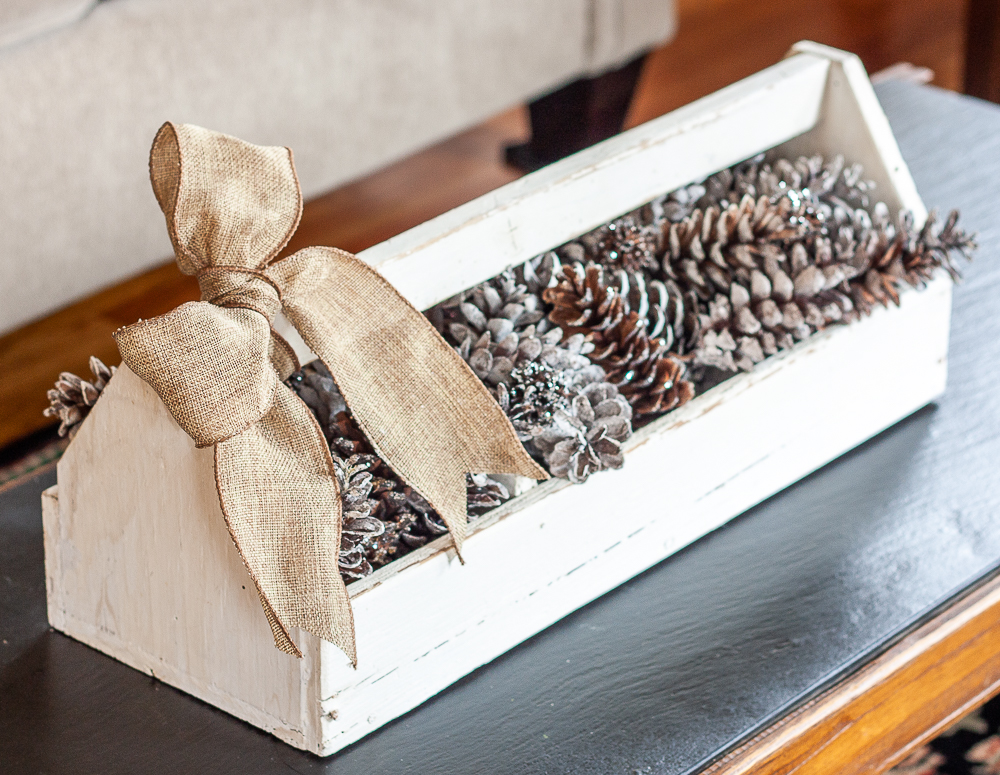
<box><xmin>0</xmin><ymin>0</ymin><xmax>968</xmax><ymax>448</ymax></box>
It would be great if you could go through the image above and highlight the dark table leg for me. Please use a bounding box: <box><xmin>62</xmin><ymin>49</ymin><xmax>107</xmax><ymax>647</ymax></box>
<box><xmin>965</xmin><ymin>0</ymin><xmax>1000</xmax><ymax>102</ymax></box>
<box><xmin>505</xmin><ymin>54</ymin><xmax>648</xmax><ymax>172</ymax></box>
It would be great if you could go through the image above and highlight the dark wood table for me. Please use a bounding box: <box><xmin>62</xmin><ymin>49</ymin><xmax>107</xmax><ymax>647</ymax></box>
<box><xmin>3</xmin><ymin>80</ymin><xmax>1000</xmax><ymax>775</ymax></box>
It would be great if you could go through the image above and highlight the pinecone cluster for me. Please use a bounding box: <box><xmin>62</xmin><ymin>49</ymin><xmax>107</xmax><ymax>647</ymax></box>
<box><xmin>433</xmin><ymin>151</ymin><xmax>973</xmax><ymax>487</ymax></box>
<box><xmin>287</xmin><ymin>361</ymin><xmax>513</xmax><ymax>583</ymax></box>
<box><xmin>44</xmin><ymin>356</ymin><xmax>116</xmax><ymax>438</ymax></box>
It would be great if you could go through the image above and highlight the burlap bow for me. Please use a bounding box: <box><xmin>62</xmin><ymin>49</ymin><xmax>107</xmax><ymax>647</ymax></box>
<box><xmin>114</xmin><ymin>123</ymin><xmax>547</xmax><ymax>663</ymax></box>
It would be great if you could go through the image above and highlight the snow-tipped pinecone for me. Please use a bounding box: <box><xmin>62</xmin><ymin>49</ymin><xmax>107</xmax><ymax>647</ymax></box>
<box><xmin>663</xmin><ymin>193</ymin><xmax>818</xmax><ymax>300</ymax></box>
<box><xmin>432</xmin><ymin>266</ymin><xmax>603</xmax><ymax>392</ymax></box>
<box><xmin>533</xmin><ymin>383</ymin><xmax>633</xmax><ymax>483</ymax></box>
<box><xmin>331</xmin><ymin>450</ymin><xmax>513</xmax><ymax>580</ymax></box>
<box><xmin>579</xmin><ymin>214</ymin><xmax>662</xmax><ymax>273</ymax></box>
<box><xmin>544</xmin><ymin>263</ymin><xmax>694</xmax><ymax>416</ymax></box>
<box><xmin>848</xmin><ymin>208</ymin><xmax>976</xmax><ymax>315</ymax></box>
<box><xmin>467</xmin><ymin>473</ymin><xmax>511</xmax><ymax>515</ymax></box>
<box><xmin>44</xmin><ymin>356</ymin><xmax>116</xmax><ymax>438</ymax></box>
<box><xmin>332</xmin><ymin>453</ymin><xmax>387</xmax><ymax>581</ymax></box>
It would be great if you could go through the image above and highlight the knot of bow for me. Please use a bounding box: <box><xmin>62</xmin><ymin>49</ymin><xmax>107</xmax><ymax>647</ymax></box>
<box><xmin>114</xmin><ymin>123</ymin><xmax>546</xmax><ymax>663</ymax></box>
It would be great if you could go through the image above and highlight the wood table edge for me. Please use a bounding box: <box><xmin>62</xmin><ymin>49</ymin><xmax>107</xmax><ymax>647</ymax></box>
<box><xmin>697</xmin><ymin>567</ymin><xmax>1000</xmax><ymax>775</ymax></box>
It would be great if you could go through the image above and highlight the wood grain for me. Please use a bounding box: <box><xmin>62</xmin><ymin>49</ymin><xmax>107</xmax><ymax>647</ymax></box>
<box><xmin>0</xmin><ymin>0</ymin><xmax>968</xmax><ymax>449</ymax></box>
<box><xmin>698</xmin><ymin>571</ymin><xmax>1000</xmax><ymax>775</ymax></box>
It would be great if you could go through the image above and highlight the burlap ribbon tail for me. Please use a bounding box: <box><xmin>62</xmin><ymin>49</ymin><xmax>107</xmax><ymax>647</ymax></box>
<box><xmin>114</xmin><ymin>123</ymin><xmax>547</xmax><ymax>663</ymax></box>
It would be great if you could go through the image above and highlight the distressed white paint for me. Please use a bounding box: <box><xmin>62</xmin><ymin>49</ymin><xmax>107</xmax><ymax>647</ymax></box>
<box><xmin>43</xmin><ymin>44</ymin><xmax>944</xmax><ymax>755</ymax></box>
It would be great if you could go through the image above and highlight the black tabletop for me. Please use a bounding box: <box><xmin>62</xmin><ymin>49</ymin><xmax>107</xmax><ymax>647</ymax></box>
<box><xmin>4</xmin><ymin>80</ymin><xmax>1000</xmax><ymax>775</ymax></box>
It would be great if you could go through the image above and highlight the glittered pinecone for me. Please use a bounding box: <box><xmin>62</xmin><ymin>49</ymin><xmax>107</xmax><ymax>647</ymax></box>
<box><xmin>663</xmin><ymin>193</ymin><xmax>817</xmax><ymax>301</ymax></box>
<box><xmin>533</xmin><ymin>383</ymin><xmax>633</xmax><ymax>483</ymax></box>
<box><xmin>848</xmin><ymin>208</ymin><xmax>975</xmax><ymax>315</ymax></box>
<box><xmin>578</xmin><ymin>214</ymin><xmax>662</xmax><ymax>273</ymax></box>
<box><xmin>44</xmin><ymin>356</ymin><xmax>116</xmax><ymax>438</ymax></box>
<box><xmin>495</xmin><ymin>359</ymin><xmax>574</xmax><ymax>442</ymax></box>
<box><xmin>544</xmin><ymin>263</ymin><xmax>694</xmax><ymax>416</ymax></box>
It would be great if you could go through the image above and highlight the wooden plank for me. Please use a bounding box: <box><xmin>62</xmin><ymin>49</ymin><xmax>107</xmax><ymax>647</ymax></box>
<box><xmin>315</xmin><ymin>275</ymin><xmax>952</xmax><ymax>754</ymax></box>
<box><xmin>697</xmin><ymin>570</ymin><xmax>1000</xmax><ymax>775</ymax></box>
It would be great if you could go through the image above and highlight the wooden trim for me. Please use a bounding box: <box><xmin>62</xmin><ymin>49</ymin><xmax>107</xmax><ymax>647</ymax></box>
<box><xmin>698</xmin><ymin>570</ymin><xmax>1000</xmax><ymax>775</ymax></box>
<box><xmin>965</xmin><ymin>0</ymin><xmax>1000</xmax><ymax>103</ymax></box>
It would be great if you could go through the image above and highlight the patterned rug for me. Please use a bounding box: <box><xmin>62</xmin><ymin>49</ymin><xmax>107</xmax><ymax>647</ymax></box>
<box><xmin>0</xmin><ymin>433</ymin><xmax>66</xmax><ymax>494</ymax></box>
<box><xmin>889</xmin><ymin>697</ymin><xmax>1000</xmax><ymax>774</ymax></box>
<box><xmin>1</xmin><ymin>435</ymin><xmax>998</xmax><ymax>773</ymax></box>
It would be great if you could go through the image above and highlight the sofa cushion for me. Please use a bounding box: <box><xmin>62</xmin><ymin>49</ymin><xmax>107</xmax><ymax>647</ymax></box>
<box><xmin>0</xmin><ymin>0</ymin><xmax>96</xmax><ymax>50</ymax></box>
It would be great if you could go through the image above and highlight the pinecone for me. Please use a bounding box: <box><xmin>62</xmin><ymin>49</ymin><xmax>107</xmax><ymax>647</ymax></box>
<box><xmin>579</xmin><ymin>214</ymin><xmax>662</xmax><ymax>273</ymax></box>
<box><xmin>287</xmin><ymin>362</ymin><xmax>515</xmax><ymax>578</ymax></box>
<box><xmin>466</xmin><ymin>473</ymin><xmax>511</xmax><ymax>514</ymax></box>
<box><xmin>662</xmin><ymin>193</ymin><xmax>819</xmax><ymax>301</ymax></box>
<box><xmin>44</xmin><ymin>356</ymin><xmax>116</xmax><ymax>438</ymax></box>
<box><xmin>284</xmin><ymin>360</ymin><xmax>347</xmax><ymax>445</ymax></box>
<box><xmin>495</xmin><ymin>360</ymin><xmax>574</xmax><ymax>443</ymax></box>
<box><xmin>332</xmin><ymin>453</ymin><xmax>386</xmax><ymax>581</ymax></box>
<box><xmin>432</xmin><ymin>264</ymin><xmax>603</xmax><ymax>392</ymax></box>
<box><xmin>693</xmin><ymin>254</ymin><xmax>858</xmax><ymax>374</ymax></box>
<box><xmin>699</xmin><ymin>153</ymin><xmax>875</xmax><ymax>214</ymax></box>
<box><xmin>533</xmin><ymin>382</ymin><xmax>633</xmax><ymax>483</ymax></box>
<box><xmin>848</xmin><ymin>208</ymin><xmax>975</xmax><ymax>315</ymax></box>
<box><xmin>544</xmin><ymin>263</ymin><xmax>694</xmax><ymax>416</ymax></box>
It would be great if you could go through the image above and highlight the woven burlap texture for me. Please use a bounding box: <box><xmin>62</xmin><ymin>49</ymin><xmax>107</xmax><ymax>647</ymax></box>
<box><xmin>114</xmin><ymin>122</ymin><xmax>548</xmax><ymax>663</ymax></box>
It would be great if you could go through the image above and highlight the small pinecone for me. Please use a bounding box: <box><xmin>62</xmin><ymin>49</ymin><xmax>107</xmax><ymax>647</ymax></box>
<box><xmin>533</xmin><ymin>383</ymin><xmax>633</xmax><ymax>483</ymax></box>
<box><xmin>466</xmin><ymin>473</ymin><xmax>511</xmax><ymax>514</ymax></box>
<box><xmin>663</xmin><ymin>193</ymin><xmax>817</xmax><ymax>301</ymax></box>
<box><xmin>849</xmin><ymin>208</ymin><xmax>976</xmax><ymax>315</ymax></box>
<box><xmin>544</xmin><ymin>263</ymin><xmax>694</xmax><ymax>416</ymax></box>
<box><xmin>433</xmin><ymin>264</ymin><xmax>603</xmax><ymax>392</ymax></box>
<box><xmin>332</xmin><ymin>453</ymin><xmax>385</xmax><ymax>581</ymax></box>
<box><xmin>578</xmin><ymin>214</ymin><xmax>662</xmax><ymax>273</ymax></box>
<box><xmin>496</xmin><ymin>360</ymin><xmax>574</xmax><ymax>443</ymax></box>
<box><xmin>44</xmin><ymin>356</ymin><xmax>116</xmax><ymax>438</ymax></box>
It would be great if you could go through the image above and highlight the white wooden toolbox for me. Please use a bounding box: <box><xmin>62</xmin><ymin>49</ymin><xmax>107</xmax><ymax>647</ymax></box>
<box><xmin>42</xmin><ymin>42</ymin><xmax>948</xmax><ymax>756</ymax></box>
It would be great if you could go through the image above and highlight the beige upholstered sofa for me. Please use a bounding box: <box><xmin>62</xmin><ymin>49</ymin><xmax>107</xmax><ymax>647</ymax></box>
<box><xmin>0</xmin><ymin>0</ymin><xmax>675</xmax><ymax>335</ymax></box>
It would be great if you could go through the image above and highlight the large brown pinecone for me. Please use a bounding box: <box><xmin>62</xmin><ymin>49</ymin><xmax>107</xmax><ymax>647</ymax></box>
<box><xmin>532</xmin><ymin>382</ymin><xmax>633</xmax><ymax>483</ymax></box>
<box><xmin>544</xmin><ymin>263</ymin><xmax>694</xmax><ymax>416</ymax></box>
<box><xmin>44</xmin><ymin>356</ymin><xmax>116</xmax><ymax>438</ymax></box>
<box><xmin>693</xmin><ymin>248</ymin><xmax>859</xmax><ymax>374</ymax></box>
<box><xmin>662</xmin><ymin>193</ymin><xmax>821</xmax><ymax>301</ymax></box>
